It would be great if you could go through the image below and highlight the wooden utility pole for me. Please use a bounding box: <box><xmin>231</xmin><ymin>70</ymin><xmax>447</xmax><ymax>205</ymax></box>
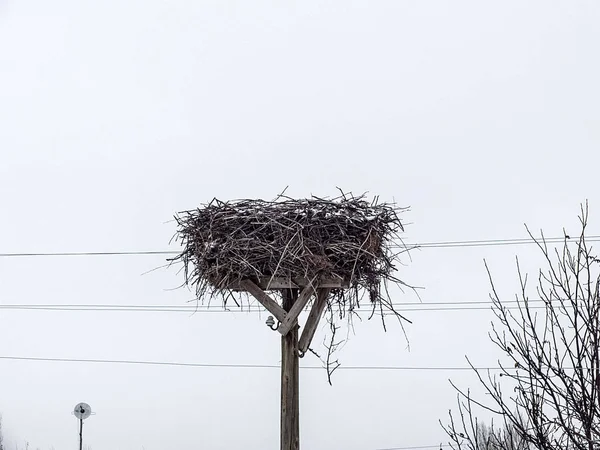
<box><xmin>281</xmin><ymin>289</ymin><xmax>300</xmax><ymax>450</ymax></box>
<box><xmin>235</xmin><ymin>278</ymin><xmax>345</xmax><ymax>450</ymax></box>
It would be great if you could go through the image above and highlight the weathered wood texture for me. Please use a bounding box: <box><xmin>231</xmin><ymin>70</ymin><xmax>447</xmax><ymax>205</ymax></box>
<box><xmin>281</xmin><ymin>289</ymin><xmax>300</xmax><ymax>450</ymax></box>
<box><xmin>229</xmin><ymin>277</ymin><xmax>347</xmax><ymax>290</ymax></box>
<box><xmin>278</xmin><ymin>284</ymin><xmax>315</xmax><ymax>336</ymax></box>
<box><xmin>242</xmin><ymin>281</ymin><xmax>331</xmax><ymax>450</ymax></box>
<box><xmin>298</xmin><ymin>288</ymin><xmax>330</xmax><ymax>354</ymax></box>
<box><xmin>239</xmin><ymin>279</ymin><xmax>287</xmax><ymax>322</ymax></box>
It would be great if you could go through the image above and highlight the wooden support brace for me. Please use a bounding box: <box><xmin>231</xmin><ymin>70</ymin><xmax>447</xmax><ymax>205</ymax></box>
<box><xmin>277</xmin><ymin>284</ymin><xmax>316</xmax><ymax>336</ymax></box>
<box><xmin>298</xmin><ymin>288</ymin><xmax>331</xmax><ymax>354</ymax></box>
<box><xmin>239</xmin><ymin>279</ymin><xmax>287</xmax><ymax>323</ymax></box>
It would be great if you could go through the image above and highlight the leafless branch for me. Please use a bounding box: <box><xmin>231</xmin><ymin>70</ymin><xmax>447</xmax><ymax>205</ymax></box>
<box><xmin>443</xmin><ymin>203</ymin><xmax>600</xmax><ymax>450</ymax></box>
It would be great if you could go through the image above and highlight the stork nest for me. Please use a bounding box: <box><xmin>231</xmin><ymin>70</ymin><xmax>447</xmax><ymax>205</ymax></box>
<box><xmin>171</xmin><ymin>192</ymin><xmax>412</xmax><ymax>318</ymax></box>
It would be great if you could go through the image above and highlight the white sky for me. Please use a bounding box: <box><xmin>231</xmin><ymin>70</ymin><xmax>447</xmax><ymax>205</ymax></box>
<box><xmin>0</xmin><ymin>1</ymin><xmax>599</xmax><ymax>449</ymax></box>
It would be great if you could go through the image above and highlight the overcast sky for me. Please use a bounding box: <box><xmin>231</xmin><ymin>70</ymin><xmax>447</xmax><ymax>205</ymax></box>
<box><xmin>1</xmin><ymin>1</ymin><xmax>599</xmax><ymax>449</ymax></box>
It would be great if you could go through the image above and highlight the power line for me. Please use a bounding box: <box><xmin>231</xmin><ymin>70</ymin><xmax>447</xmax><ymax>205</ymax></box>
<box><xmin>0</xmin><ymin>305</ymin><xmax>546</xmax><ymax>313</ymax></box>
<box><xmin>0</xmin><ymin>349</ymin><xmax>457</xmax><ymax>450</ymax></box>
<box><xmin>0</xmin><ymin>299</ymin><xmax>548</xmax><ymax>307</ymax></box>
<box><xmin>1</xmin><ymin>235</ymin><xmax>598</xmax><ymax>257</ymax></box>
<box><xmin>0</xmin><ymin>355</ymin><xmax>501</xmax><ymax>371</ymax></box>
<box><xmin>376</xmin><ymin>445</ymin><xmax>449</xmax><ymax>450</ymax></box>
<box><xmin>0</xmin><ymin>356</ymin><xmax>465</xmax><ymax>450</ymax></box>
<box><xmin>0</xmin><ymin>250</ymin><xmax>176</xmax><ymax>257</ymax></box>
<box><xmin>0</xmin><ymin>300</ymin><xmax>549</xmax><ymax>313</ymax></box>
<box><xmin>413</xmin><ymin>236</ymin><xmax>600</xmax><ymax>248</ymax></box>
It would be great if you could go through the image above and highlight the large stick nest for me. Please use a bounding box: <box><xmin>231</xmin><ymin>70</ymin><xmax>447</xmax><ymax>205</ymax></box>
<box><xmin>171</xmin><ymin>192</ymin><xmax>412</xmax><ymax>318</ymax></box>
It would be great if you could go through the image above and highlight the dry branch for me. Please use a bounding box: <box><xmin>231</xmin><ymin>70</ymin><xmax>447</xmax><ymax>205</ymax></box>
<box><xmin>171</xmin><ymin>192</ymin><xmax>412</xmax><ymax>322</ymax></box>
<box><xmin>442</xmin><ymin>203</ymin><xmax>600</xmax><ymax>450</ymax></box>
